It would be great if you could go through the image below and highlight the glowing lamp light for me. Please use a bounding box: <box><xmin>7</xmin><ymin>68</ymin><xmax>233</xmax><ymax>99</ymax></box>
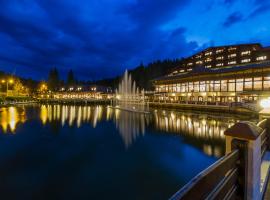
<box><xmin>260</xmin><ymin>98</ymin><xmax>270</xmax><ymax>109</ymax></box>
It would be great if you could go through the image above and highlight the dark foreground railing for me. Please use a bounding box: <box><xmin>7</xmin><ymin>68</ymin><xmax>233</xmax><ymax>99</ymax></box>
<box><xmin>170</xmin><ymin>150</ymin><xmax>240</xmax><ymax>200</ymax></box>
<box><xmin>170</xmin><ymin>118</ymin><xmax>270</xmax><ymax>200</ymax></box>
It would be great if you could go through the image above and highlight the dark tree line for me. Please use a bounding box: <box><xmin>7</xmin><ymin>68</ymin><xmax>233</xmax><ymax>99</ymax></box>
<box><xmin>93</xmin><ymin>58</ymin><xmax>183</xmax><ymax>90</ymax></box>
<box><xmin>47</xmin><ymin>68</ymin><xmax>77</xmax><ymax>91</ymax></box>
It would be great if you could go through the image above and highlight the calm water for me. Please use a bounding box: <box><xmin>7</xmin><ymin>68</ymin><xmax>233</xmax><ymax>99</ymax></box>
<box><xmin>0</xmin><ymin>104</ymin><xmax>257</xmax><ymax>200</ymax></box>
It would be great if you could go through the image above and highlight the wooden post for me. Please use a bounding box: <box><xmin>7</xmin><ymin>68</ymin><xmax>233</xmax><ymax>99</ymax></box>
<box><xmin>225</xmin><ymin>122</ymin><xmax>263</xmax><ymax>200</ymax></box>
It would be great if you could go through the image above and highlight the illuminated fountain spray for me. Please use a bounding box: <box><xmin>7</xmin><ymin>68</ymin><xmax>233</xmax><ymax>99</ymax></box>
<box><xmin>114</xmin><ymin>70</ymin><xmax>149</xmax><ymax>113</ymax></box>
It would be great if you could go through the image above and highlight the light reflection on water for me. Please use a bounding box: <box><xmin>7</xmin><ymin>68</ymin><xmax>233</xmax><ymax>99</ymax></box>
<box><xmin>0</xmin><ymin>105</ymin><xmax>256</xmax><ymax>157</ymax></box>
<box><xmin>0</xmin><ymin>106</ymin><xmax>26</xmax><ymax>133</ymax></box>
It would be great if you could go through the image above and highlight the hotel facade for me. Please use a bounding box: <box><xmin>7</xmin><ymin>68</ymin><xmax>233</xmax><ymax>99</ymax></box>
<box><xmin>153</xmin><ymin>43</ymin><xmax>270</xmax><ymax>103</ymax></box>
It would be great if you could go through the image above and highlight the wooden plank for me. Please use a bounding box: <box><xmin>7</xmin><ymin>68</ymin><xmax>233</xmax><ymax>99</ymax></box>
<box><xmin>206</xmin><ymin>168</ymin><xmax>238</xmax><ymax>200</ymax></box>
<box><xmin>170</xmin><ymin>150</ymin><xmax>239</xmax><ymax>200</ymax></box>
<box><xmin>258</xmin><ymin>119</ymin><xmax>268</xmax><ymax>129</ymax></box>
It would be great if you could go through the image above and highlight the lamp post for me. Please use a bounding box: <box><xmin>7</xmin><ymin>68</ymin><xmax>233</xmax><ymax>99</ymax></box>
<box><xmin>1</xmin><ymin>79</ymin><xmax>14</xmax><ymax>96</ymax></box>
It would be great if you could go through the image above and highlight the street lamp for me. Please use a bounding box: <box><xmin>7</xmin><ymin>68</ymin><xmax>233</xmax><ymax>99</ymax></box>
<box><xmin>1</xmin><ymin>78</ymin><xmax>14</xmax><ymax>96</ymax></box>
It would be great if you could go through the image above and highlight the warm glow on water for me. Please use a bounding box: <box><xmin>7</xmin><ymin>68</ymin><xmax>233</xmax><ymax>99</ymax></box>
<box><xmin>0</xmin><ymin>106</ymin><xmax>26</xmax><ymax>133</ymax></box>
<box><xmin>0</xmin><ymin>104</ymin><xmax>258</xmax><ymax>200</ymax></box>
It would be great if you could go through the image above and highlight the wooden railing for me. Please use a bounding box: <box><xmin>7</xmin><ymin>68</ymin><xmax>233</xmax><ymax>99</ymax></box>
<box><xmin>258</xmin><ymin>119</ymin><xmax>270</xmax><ymax>157</ymax></box>
<box><xmin>170</xmin><ymin>118</ymin><xmax>270</xmax><ymax>200</ymax></box>
<box><xmin>170</xmin><ymin>150</ymin><xmax>241</xmax><ymax>200</ymax></box>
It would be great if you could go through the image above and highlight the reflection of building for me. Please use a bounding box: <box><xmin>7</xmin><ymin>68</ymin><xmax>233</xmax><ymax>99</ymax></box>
<box><xmin>153</xmin><ymin>110</ymin><xmax>240</xmax><ymax>157</ymax></box>
<box><xmin>0</xmin><ymin>107</ymin><xmax>26</xmax><ymax>133</ymax></box>
<box><xmin>153</xmin><ymin>43</ymin><xmax>270</xmax><ymax>103</ymax></box>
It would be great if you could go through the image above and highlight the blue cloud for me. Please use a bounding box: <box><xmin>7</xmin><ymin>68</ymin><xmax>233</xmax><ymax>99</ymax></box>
<box><xmin>0</xmin><ymin>0</ymin><xmax>269</xmax><ymax>80</ymax></box>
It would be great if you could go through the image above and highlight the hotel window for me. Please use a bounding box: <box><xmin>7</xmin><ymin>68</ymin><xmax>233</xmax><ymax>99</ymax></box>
<box><xmin>221</xmin><ymin>80</ymin><xmax>228</xmax><ymax>91</ymax></box>
<box><xmin>195</xmin><ymin>55</ymin><xmax>202</xmax><ymax>59</ymax></box>
<box><xmin>216</xmin><ymin>56</ymin><xmax>224</xmax><ymax>60</ymax></box>
<box><xmin>205</xmin><ymin>58</ymin><xmax>212</xmax><ymax>62</ymax></box>
<box><xmin>264</xmin><ymin>77</ymin><xmax>270</xmax><ymax>90</ymax></box>
<box><xmin>216</xmin><ymin>63</ymin><xmax>224</xmax><ymax>67</ymax></box>
<box><xmin>244</xmin><ymin>78</ymin><xmax>252</xmax><ymax>90</ymax></box>
<box><xmin>236</xmin><ymin>79</ymin><xmax>243</xmax><ymax>92</ymax></box>
<box><xmin>187</xmin><ymin>68</ymin><xmax>192</xmax><ymax>71</ymax></box>
<box><xmin>194</xmin><ymin>82</ymin><xmax>199</xmax><ymax>92</ymax></box>
<box><xmin>165</xmin><ymin>85</ymin><xmax>169</xmax><ymax>92</ymax></box>
<box><xmin>253</xmin><ymin>77</ymin><xmax>262</xmax><ymax>90</ymax></box>
<box><xmin>256</xmin><ymin>56</ymin><xmax>267</xmax><ymax>61</ymax></box>
<box><xmin>205</xmin><ymin>65</ymin><xmax>212</xmax><ymax>68</ymax></box>
<box><xmin>241</xmin><ymin>51</ymin><xmax>251</xmax><ymax>56</ymax></box>
<box><xmin>181</xmin><ymin>83</ymin><xmax>187</xmax><ymax>92</ymax></box>
<box><xmin>196</xmin><ymin>60</ymin><xmax>203</xmax><ymax>64</ymax></box>
<box><xmin>228</xmin><ymin>47</ymin><xmax>237</xmax><ymax>52</ymax></box>
<box><xmin>180</xmin><ymin>69</ymin><xmax>185</xmax><ymax>73</ymax></box>
<box><xmin>228</xmin><ymin>61</ymin><xmax>236</xmax><ymax>65</ymax></box>
<box><xmin>214</xmin><ymin>80</ymin><xmax>221</xmax><ymax>91</ymax></box>
<box><xmin>172</xmin><ymin>84</ymin><xmax>177</xmax><ymax>92</ymax></box>
<box><xmin>187</xmin><ymin>62</ymin><xmax>193</xmax><ymax>66</ymax></box>
<box><xmin>199</xmin><ymin>81</ymin><xmax>206</xmax><ymax>92</ymax></box>
<box><xmin>241</xmin><ymin>59</ymin><xmax>251</xmax><ymax>63</ymax></box>
<box><xmin>205</xmin><ymin>51</ymin><xmax>212</xmax><ymax>56</ymax></box>
<box><xmin>216</xmin><ymin>49</ymin><xmax>223</xmax><ymax>54</ymax></box>
<box><xmin>207</xmin><ymin>81</ymin><xmax>214</xmax><ymax>91</ymax></box>
<box><xmin>188</xmin><ymin>82</ymin><xmax>194</xmax><ymax>92</ymax></box>
<box><xmin>228</xmin><ymin>80</ymin><xmax>235</xmax><ymax>91</ymax></box>
<box><xmin>176</xmin><ymin>84</ymin><xmax>181</xmax><ymax>92</ymax></box>
<box><xmin>228</xmin><ymin>54</ymin><xmax>237</xmax><ymax>58</ymax></box>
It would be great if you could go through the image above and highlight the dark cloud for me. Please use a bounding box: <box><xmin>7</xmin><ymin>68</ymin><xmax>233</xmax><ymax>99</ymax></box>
<box><xmin>0</xmin><ymin>0</ymin><xmax>196</xmax><ymax>80</ymax></box>
<box><xmin>223</xmin><ymin>12</ymin><xmax>243</xmax><ymax>27</ymax></box>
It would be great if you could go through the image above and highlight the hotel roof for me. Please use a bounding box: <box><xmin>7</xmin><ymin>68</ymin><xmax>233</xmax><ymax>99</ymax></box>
<box><xmin>153</xmin><ymin>61</ymin><xmax>270</xmax><ymax>82</ymax></box>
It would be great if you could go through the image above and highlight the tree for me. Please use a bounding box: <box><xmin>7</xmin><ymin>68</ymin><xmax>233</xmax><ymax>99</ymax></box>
<box><xmin>48</xmin><ymin>67</ymin><xmax>60</xmax><ymax>91</ymax></box>
<box><xmin>67</xmin><ymin>69</ymin><xmax>76</xmax><ymax>86</ymax></box>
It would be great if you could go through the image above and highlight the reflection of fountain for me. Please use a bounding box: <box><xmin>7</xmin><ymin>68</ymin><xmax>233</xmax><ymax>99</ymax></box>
<box><xmin>113</xmin><ymin>108</ymin><xmax>150</xmax><ymax>148</ymax></box>
<box><xmin>114</xmin><ymin>70</ymin><xmax>149</xmax><ymax>113</ymax></box>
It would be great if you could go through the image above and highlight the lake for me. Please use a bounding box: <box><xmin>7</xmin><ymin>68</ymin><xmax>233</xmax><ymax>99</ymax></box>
<box><xmin>0</xmin><ymin>104</ymin><xmax>257</xmax><ymax>200</ymax></box>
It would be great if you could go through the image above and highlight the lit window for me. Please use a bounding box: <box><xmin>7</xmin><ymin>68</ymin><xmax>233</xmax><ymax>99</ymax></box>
<box><xmin>228</xmin><ymin>47</ymin><xmax>237</xmax><ymax>51</ymax></box>
<box><xmin>195</xmin><ymin>55</ymin><xmax>202</xmax><ymax>59</ymax></box>
<box><xmin>241</xmin><ymin>59</ymin><xmax>251</xmax><ymax>63</ymax></box>
<box><xmin>254</xmin><ymin>77</ymin><xmax>262</xmax><ymax>90</ymax></box>
<box><xmin>241</xmin><ymin>51</ymin><xmax>251</xmax><ymax>56</ymax></box>
<box><xmin>216</xmin><ymin>49</ymin><xmax>223</xmax><ymax>54</ymax></box>
<box><xmin>179</xmin><ymin>69</ymin><xmax>185</xmax><ymax>73</ymax></box>
<box><xmin>187</xmin><ymin>68</ymin><xmax>192</xmax><ymax>71</ymax></box>
<box><xmin>228</xmin><ymin>80</ymin><xmax>235</xmax><ymax>91</ymax></box>
<box><xmin>236</xmin><ymin>79</ymin><xmax>243</xmax><ymax>91</ymax></box>
<box><xmin>196</xmin><ymin>60</ymin><xmax>203</xmax><ymax>64</ymax></box>
<box><xmin>228</xmin><ymin>61</ymin><xmax>236</xmax><ymax>65</ymax></box>
<box><xmin>216</xmin><ymin>56</ymin><xmax>224</xmax><ymax>60</ymax></box>
<box><xmin>205</xmin><ymin>58</ymin><xmax>212</xmax><ymax>62</ymax></box>
<box><xmin>216</xmin><ymin>63</ymin><xmax>224</xmax><ymax>67</ymax></box>
<box><xmin>256</xmin><ymin>56</ymin><xmax>267</xmax><ymax>61</ymax></box>
<box><xmin>228</xmin><ymin>54</ymin><xmax>237</xmax><ymax>58</ymax></box>
<box><xmin>205</xmin><ymin>51</ymin><xmax>212</xmax><ymax>56</ymax></box>
<box><xmin>205</xmin><ymin>65</ymin><xmax>212</xmax><ymax>68</ymax></box>
<box><xmin>187</xmin><ymin>62</ymin><xmax>193</xmax><ymax>66</ymax></box>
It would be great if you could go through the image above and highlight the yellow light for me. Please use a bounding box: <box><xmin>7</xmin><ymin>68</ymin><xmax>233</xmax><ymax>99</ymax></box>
<box><xmin>9</xmin><ymin>79</ymin><xmax>14</xmax><ymax>84</ymax></box>
<box><xmin>260</xmin><ymin>98</ymin><xmax>270</xmax><ymax>108</ymax></box>
<box><xmin>1</xmin><ymin>79</ymin><xmax>6</xmax><ymax>83</ymax></box>
<box><xmin>172</xmin><ymin>93</ymin><xmax>176</xmax><ymax>96</ymax></box>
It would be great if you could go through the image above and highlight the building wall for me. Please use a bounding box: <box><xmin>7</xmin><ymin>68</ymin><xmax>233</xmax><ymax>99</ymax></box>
<box><xmin>170</xmin><ymin>44</ymin><xmax>270</xmax><ymax>76</ymax></box>
<box><xmin>154</xmin><ymin>72</ymin><xmax>270</xmax><ymax>103</ymax></box>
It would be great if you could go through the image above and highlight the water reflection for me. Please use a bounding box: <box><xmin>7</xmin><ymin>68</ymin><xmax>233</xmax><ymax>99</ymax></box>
<box><xmin>0</xmin><ymin>105</ymin><xmax>255</xmax><ymax>156</ymax></box>
<box><xmin>153</xmin><ymin>110</ymin><xmax>241</xmax><ymax>157</ymax></box>
<box><xmin>0</xmin><ymin>107</ymin><xmax>26</xmax><ymax>133</ymax></box>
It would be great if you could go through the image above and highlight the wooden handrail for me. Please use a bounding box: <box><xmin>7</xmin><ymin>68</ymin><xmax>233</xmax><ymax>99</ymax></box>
<box><xmin>170</xmin><ymin>149</ymin><xmax>240</xmax><ymax>200</ymax></box>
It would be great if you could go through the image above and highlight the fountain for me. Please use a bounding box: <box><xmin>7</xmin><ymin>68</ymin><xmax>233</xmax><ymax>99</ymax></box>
<box><xmin>113</xmin><ymin>70</ymin><xmax>149</xmax><ymax>113</ymax></box>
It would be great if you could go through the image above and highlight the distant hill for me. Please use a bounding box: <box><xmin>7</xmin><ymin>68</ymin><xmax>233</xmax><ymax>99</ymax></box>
<box><xmin>93</xmin><ymin>59</ymin><xmax>183</xmax><ymax>90</ymax></box>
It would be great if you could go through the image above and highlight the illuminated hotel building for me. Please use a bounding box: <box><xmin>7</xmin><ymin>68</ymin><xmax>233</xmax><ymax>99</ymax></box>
<box><xmin>153</xmin><ymin>43</ymin><xmax>270</xmax><ymax>103</ymax></box>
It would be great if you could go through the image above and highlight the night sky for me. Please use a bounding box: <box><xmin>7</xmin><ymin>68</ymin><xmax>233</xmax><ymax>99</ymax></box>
<box><xmin>0</xmin><ymin>0</ymin><xmax>270</xmax><ymax>80</ymax></box>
